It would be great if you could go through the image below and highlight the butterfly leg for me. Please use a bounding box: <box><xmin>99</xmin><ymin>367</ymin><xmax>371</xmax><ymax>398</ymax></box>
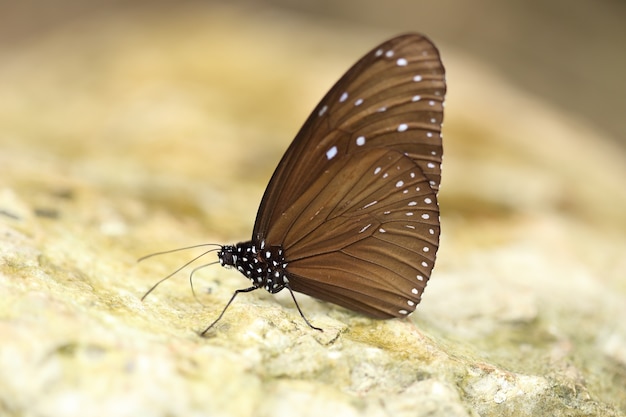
<box><xmin>200</xmin><ymin>285</ymin><xmax>259</xmax><ymax>336</ymax></box>
<box><xmin>286</xmin><ymin>285</ymin><xmax>323</xmax><ymax>332</ymax></box>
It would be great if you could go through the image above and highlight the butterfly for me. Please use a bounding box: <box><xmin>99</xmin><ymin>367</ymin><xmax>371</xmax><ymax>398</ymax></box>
<box><xmin>142</xmin><ymin>33</ymin><xmax>446</xmax><ymax>334</ymax></box>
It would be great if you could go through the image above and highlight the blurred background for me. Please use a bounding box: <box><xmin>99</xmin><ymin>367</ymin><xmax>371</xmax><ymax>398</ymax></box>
<box><xmin>1</xmin><ymin>3</ymin><xmax>625</xmax><ymax>415</ymax></box>
<box><xmin>1</xmin><ymin>0</ymin><xmax>625</xmax><ymax>148</ymax></box>
<box><xmin>1</xmin><ymin>0</ymin><xmax>625</xmax><ymax>238</ymax></box>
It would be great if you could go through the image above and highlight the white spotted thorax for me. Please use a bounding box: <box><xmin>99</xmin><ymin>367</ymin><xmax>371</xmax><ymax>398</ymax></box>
<box><xmin>212</xmin><ymin>33</ymin><xmax>445</xmax><ymax>329</ymax></box>
<box><xmin>218</xmin><ymin>242</ymin><xmax>289</xmax><ymax>293</ymax></box>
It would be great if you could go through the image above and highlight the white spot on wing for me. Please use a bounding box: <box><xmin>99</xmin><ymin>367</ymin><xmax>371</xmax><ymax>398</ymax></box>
<box><xmin>412</xmin><ymin>95</ymin><xmax>421</xmax><ymax>102</ymax></box>
<box><xmin>359</xmin><ymin>224</ymin><xmax>372</xmax><ymax>233</ymax></box>
<box><xmin>396</xmin><ymin>58</ymin><xmax>408</xmax><ymax>66</ymax></box>
<box><xmin>363</xmin><ymin>200</ymin><xmax>377</xmax><ymax>209</ymax></box>
<box><xmin>385</xmin><ymin>50</ymin><xmax>394</xmax><ymax>58</ymax></box>
<box><xmin>397</xmin><ymin>124</ymin><xmax>408</xmax><ymax>132</ymax></box>
<box><xmin>374</xmin><ymin>167</ymin><xmax>381</xmax><ymax>175</ymax></box>
<box><xmin>318</xmin><ymin>105</ymin><xmax>328</xmax><ymax>116</ymax></box>
<box><xmin>354</xmin><ymin>98</ymin><xmax>363</xmax><ymax>106</ymax></box>
<box><xmin>395</xmin><ymin>180</ymin><xmax>404</xmax><ymax>188</ymax></box>
<box><xmin>326</xmin><ymin>146</ymin><xmax>338</xmax><ymax>160</ymax></box>
<box><xmin>356</xmin><ymin>136</ymin><xmax>365</xmax><ymax>146</ymax></box>
<box><xmin>339</xmin><ymin>92</ymin><xmax>348</xmax><ymax>102</ymax></box>
<box><xmin>421</xmin><ymin>213</ymin><xmax>430</xmax><ymax>219</ymax></box>
<box><xmin>413</xmin><ymin>75</ymin><xmax>422</xmax><ymax>82</ymax></box>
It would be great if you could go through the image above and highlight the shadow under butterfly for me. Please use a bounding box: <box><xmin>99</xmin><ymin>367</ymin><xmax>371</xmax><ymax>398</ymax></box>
<box><xmin>142</xmin><ymin>33</ymin><xmax>446</xmax><ymax>335</ymax></box>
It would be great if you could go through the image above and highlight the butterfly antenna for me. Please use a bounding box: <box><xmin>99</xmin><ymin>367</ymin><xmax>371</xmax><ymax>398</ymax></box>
<box><xmin>141</xmin><ymin>248</ymin><xmax>220</xmax><ymax>301</ymax></box>
<box><xmin>138</xmin><ymin>243</ymin><xmax>223</xmax><ymax>262</ymax></box>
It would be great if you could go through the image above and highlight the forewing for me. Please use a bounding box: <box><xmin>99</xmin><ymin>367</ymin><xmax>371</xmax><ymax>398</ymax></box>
<box><xmin>253</xmin><ymin>33</ymin><xmax>445</xmax><ymax>243</ymax></box>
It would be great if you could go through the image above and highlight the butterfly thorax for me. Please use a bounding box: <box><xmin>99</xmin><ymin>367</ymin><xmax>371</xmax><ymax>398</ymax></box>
<box><xmin>218</xmin><ymin>242</ymin><xmax>289</xmax><ymax>294</ymax></box>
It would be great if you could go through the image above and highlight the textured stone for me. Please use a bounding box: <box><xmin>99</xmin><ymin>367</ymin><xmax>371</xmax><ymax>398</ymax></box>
<box><xmin>1</xmin><ymin>4</ymin><xmax>625</xmax><ymax>417</ymax></box>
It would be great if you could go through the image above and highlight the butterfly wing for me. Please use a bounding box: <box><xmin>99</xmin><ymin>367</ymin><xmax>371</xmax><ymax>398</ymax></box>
<box><xmin>252</xmin><ymin>33</ymin><xmax>445</xmax><ymax>317</ymax></box>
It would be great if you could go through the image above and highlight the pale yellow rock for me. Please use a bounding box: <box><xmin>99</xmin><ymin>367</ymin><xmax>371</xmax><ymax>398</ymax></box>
<box><xmin>0</xmin><ymin>4</ymin><xmax>625</xmax><ymax>417</ymax></box>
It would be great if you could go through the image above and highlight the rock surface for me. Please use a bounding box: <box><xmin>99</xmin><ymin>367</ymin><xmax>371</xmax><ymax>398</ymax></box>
<box><xmin>1</xmin><ymin>5</ymin><xmax>625</xmax><ymax>417</ymax></box>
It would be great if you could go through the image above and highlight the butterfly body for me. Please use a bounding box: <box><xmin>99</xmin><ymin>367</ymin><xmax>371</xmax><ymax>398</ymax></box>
<box><xmin>218</xmin><ymin>242</ymin><xmax>288</xmax><ymax>294</ymax></box>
